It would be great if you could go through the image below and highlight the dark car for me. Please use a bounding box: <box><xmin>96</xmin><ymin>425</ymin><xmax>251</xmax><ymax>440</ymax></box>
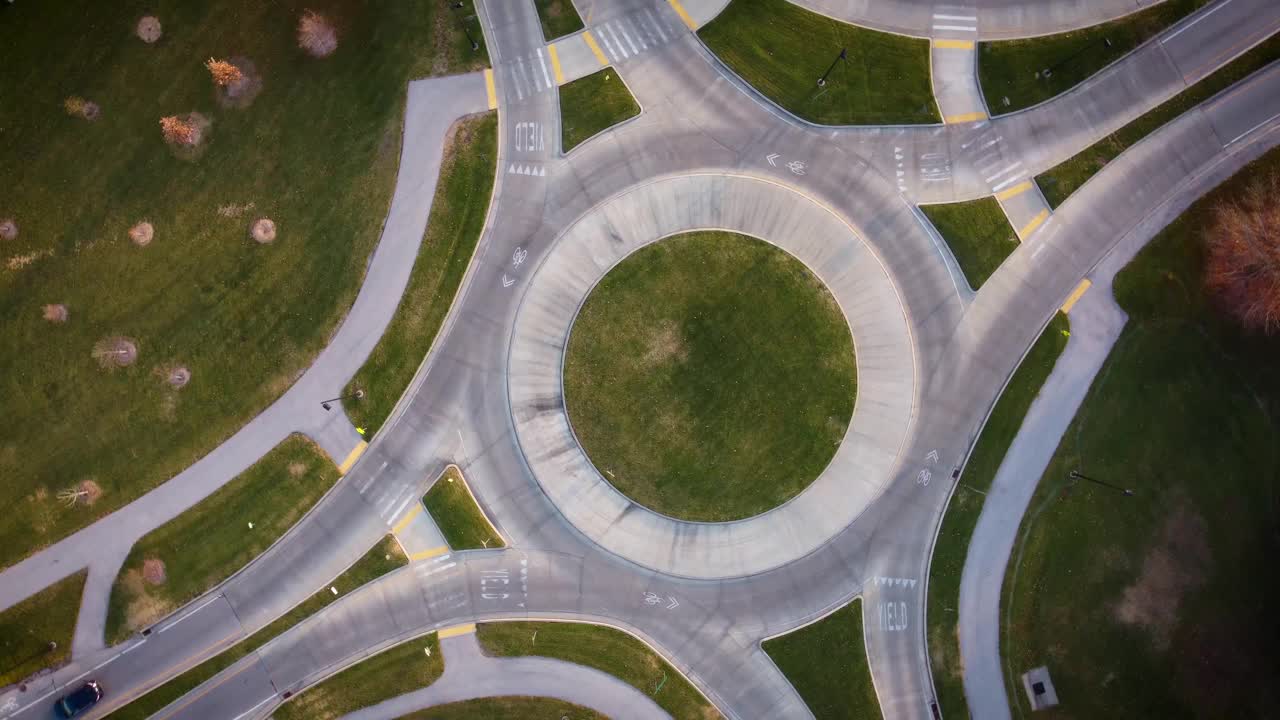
<box><xmin>55</xmin><ymin>681</ymin><xmax>102</xmax><ymax>718</ymax></box>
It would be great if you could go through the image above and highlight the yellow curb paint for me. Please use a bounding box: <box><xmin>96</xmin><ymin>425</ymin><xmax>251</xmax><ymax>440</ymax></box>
<box><xmin>548</xmin><ymin>43</ymin><xmax>565</xmax><ymax>85</ymax></box>
<box><xmin>667</xmin><ymin>0</ymin><xmax>697</xmax><ymax>29</ymax></box>
<box><xmin>1017</xmin><ymin>209</ymin><xmax>1050</xmax><ymax>239</ymax></box>
<box><xmin>338</xmin><ymin>441</ymin><xmax>368</xmax><ymax>475</ymax></box>
<box><xmin>409</xmin><ymin>545</ymin><xmax>450</xmax><ymax>562</ymax></box>
<box><xmin>391</xmin><ymin>503</ymin><xmax>423</xmax><ymax>534</ymax></box>
<box><xmin>944</xmin><ymin>111</ymin><xmax>987</xmax><ymax>124</ymax></box>
<box><xmin>934</xmin><ymin>39</ymin><xmax>975</xmax><ymax>50</ymax></box>
<box><xmin>1060</xmin><ymin>279</ymin><xmax>1092</xmax><ymax>314</ymax></box>
<box><xmin>583</xmin><ymin>31</ymin><xmax>609</xmax><ymax>66</ymax></box>
<box><xmin>484</xmin><ymin>68</ymin><xmax>497</xmax><ymax>110</ymax></box>
<box><xmin>995</xmin><ymin>180</ymin><xmax>1033</xmax><ymax>201</ymax></box>
<box><xmin>438</xmin><ymin>623</ymin><xmax>477</xmax><ymax>639</ymax></box>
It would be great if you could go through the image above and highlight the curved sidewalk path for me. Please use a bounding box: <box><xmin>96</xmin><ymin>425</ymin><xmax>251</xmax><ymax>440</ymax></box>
<box><xmin>0</xmin><ymin>72</ymin><xmax>488</xmax><ymax>660</ymax></box>
<box><xmin>957</xmin><ymin>94</ymin><xmax>1280</xmax><ymax>718</ymax></box>
<box><xmin>340</xmin><ymin>630</ymin><xmax>669</xmax><ymax>720</ymax></box>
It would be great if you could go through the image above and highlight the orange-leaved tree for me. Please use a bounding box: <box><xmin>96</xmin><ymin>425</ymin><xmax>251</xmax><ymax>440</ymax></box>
<box><xmin>159</xmin><ymin>115</ymin><xmax>197</xmax><ymax>146</ymax></box>
<box><xmin>1204</xmin><ymin>169</ymin><xmax>1280</xmax><ymax>335</ymax></box>
<box><xmin>205</xmin><ymin>58</ymin><xmax>244</xmax><ymax>87</ymax></box>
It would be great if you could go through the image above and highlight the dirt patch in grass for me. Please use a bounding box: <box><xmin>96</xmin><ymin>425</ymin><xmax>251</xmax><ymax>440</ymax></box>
<box><xmin>92</xmin><ymin>336</ymin><xmax>138</xmax><ymax>369</ymax></box>
<box><xmin>642</xmin><ymin>320</ymin><xmax>687</xmax><ymax>366</ymax></box>
<box><xmin>43</xmin><ymin>303</ymin><xmax>69</xmax><ymax>323</ymax></box>
<box><xmin>141</xmin><ymin>558</ymin><xmax>166</xmax><ymax>585</ymax></box>
<box><xmin>76</xmin><ymin>479</ymin><xmax>103</xmax><ymax>506</ymax></box>
<box><xmin>1113</xmin><ymin>495</ymin><xmax>1211</xmax><ymax>649</ymax></box>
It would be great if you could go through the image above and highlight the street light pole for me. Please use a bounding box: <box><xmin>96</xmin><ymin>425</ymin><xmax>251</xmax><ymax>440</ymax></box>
<box><xmin>1069</xmin><ymin>470</ymin><xmax>1134</xmax><ymax>496</ymax></box>
<box><xmin>817</xmin><ymin>47</ymin><xmax>847</xmax><ymax>87</ymax></box>
<box><xmin>321</xmin><ymin>389</ymin><xmax>364</xmax><ymax>411</ymax></box>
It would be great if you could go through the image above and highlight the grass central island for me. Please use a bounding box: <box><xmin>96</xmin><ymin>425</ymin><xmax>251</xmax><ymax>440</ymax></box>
<box><xmin>563</xmin><ymin>231</ymin><xmax>857</xmax><ymax>522</ymax></box>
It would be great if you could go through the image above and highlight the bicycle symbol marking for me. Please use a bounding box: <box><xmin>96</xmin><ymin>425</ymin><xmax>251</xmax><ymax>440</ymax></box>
<box><xmin>512</xmin><ymin>247</ymin><xmax>528</xmax><ymax>268</ymax></box>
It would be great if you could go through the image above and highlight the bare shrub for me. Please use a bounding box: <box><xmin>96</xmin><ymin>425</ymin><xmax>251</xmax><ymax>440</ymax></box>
<box><xmin>1205</xmin><ymin>169</ymin><xmax>1280</xmax><ymax>334</ymax></box>
<box><xmin>92</xmin><ymin>336</ymin><xmax>138</xmax><ymax>369</ymax></box>
<box><xmin>142</xmin><ymin>558</ymin><xmax>167</xmax><ymax>585</ymax></box>
<box><xmin>129</xmin><ymin>221</ymin><xmax>154</xmax><ymax>246</ymax></box>
<box><xmin>250</xmin><ymin>218</ymin><xmax>277</xmax><ymax>244</ymax></box>
<box><xmin>0</xmin><ymin>218</ymin><xmax>17</xmax><ymax>241</ymax></box>
<box><xmin>136</xmin><ymin>16</ymin><xmax>163</xmax><ymax>43</ymax></box>
<box><xmin>298</xmin><ymin>10</ymin><xmax>338</xmax><ymax>57</ymax></box>
<box><xmin>166</xmin><ymin>366</ymin><xmax>191</xmax><ymax>389</ymax></box>
<box><xmin>42</xmin><ymin>304</ymin><xmax>69</xmax><ymax>323</ymax></box>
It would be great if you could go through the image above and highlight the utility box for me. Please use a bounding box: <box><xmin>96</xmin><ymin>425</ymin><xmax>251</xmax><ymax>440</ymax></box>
<box><xmin>1021</xmin><ymin>666</ymin><xmax>1060</xmax><ymax>711</ymax></box>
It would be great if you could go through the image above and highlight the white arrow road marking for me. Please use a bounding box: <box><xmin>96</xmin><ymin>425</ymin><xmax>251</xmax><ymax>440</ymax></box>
<box><xmin>666</xmin><ymin>596</ymin><xmax>679</xmax><ymax>610</ymax></box>
<box><xmin>502</xmin><ymin>274</ymin><xmax>515</xmax><ymax>288</ymax></box>
<box><xmin>926</xmin><ymin>449</ymin><xmax>939</xmax><ymax>463</ymax></box>
<box><xmin>766</xmin><ymin>153</ymin><xmax>779</xmax><ymax>166</ymax></box>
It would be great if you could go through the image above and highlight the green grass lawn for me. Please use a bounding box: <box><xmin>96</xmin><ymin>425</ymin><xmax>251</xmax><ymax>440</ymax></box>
<box><xmin>477</xmin><ymin>622</ymin><xmax>720</xmax><ymax>720</ymax></box>
<box><xmin>274</xmin><ymin>633</ymin><xmax>443</xmax><ymax>720</ymax></box>
<box><xmin>1036</xmin><ymin>33</ymin><xmax>1280</xmax><ymax>208</ymax></box>
<box><xmin>1000</xmin><ymin>148</ymin><xmax>1280</xmax><ymax>719</ymax></box>
<box><xmin>534</xmin><ymin>0</ymin><xmax>585</xmax><ymax>41</ymax></box>
<box><xmin>400</xmin><ymin>697</ymin><xmax>607</xmax><ymax>720</ymax></box>
<box><xmin>0</xmin><ymin>570</ymin><xmax>85</xmax><ymax>686</ymax></box>
<box><xmin>926</xmin><ymin>314</ymin><xmax>1069</xmax><ymax>720</ymax></box>
<box><xmin>563</xmin><ymin>232</ymin><xmax>856</xmax><ymax>521</ymax></box>
<box><xmin>763</xmin><ymin>599</ymin><xmax>879</xmax><ymax>720</ymax></box>
<box><xmin>105</xmin><ymin>535</ymin><xmax>404</xmax><ymax>720</ymax></box>
<box><xmin>344</xmin><ymin>112</ymin><xmax>497</xmax><ymax>436</ymax></box>
<box><xmin>0</xmin><ymin>0</ymin><xmax>488</xmax><ymax>573</ymax></box>
<box><xmin>104</xmin><ymin>435</ymin><xmax>334</xmax><ymax>645</ymax></box>
<box><xmin>979</xmin><ymin>0</ymin><xmax>1206</xmax><ymax>113</ymax></box>
<box><xmin>699</xmin><ymin>0</ymin><xmax>938</xmax><ymax>125</ymax></box>
<box><xmin>560</xmin><ymin>68</ymin><xmax>641</xmax><ymax>153</ymax></box>
<box><xmin>920</xmin><ymin>199</ymin><xmax>1019</xmax><ymax>289</ymax></box>
<box><xmin>422</xmin><ymin>466</ymin><xmax>505</xmax><ymax>550</ymax></box>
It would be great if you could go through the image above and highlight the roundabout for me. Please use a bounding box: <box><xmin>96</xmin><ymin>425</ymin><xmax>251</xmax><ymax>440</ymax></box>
<box><xmin>563</xmin><ymin>230</ymin><xmax>858</xmax><ymax>522</ymax></box>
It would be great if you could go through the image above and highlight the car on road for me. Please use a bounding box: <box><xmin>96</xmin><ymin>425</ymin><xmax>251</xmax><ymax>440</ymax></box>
<box><xmin>55</xmin><ymin>681</ymin><xmax>102</xmax><ymax>718</ymax></box>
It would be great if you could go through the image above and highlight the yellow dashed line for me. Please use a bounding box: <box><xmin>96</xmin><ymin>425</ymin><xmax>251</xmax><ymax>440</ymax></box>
<box><xmin>548</xmin><ymin>43</ymin><xmax>565</xmax><ymax>85</ymax></box>
<box><xmin>338</xmin><ymin>441</ymin><xmax>368</xmax><ymax>475</ymax></box>
<box><xmin>438</xmin><ymin>623</ymin><xmax>477</xmax><ymax>639</ymax></box>
<box><xmin>391</xmin><ymin>503</ymin><xmax>423</xmax><ymax>534</ymax></box>
<box><xmin>944</xmin><ymin>111</ymin><xmax>987</xmax><ymax>124</ymax></box>
<box><xmin>1060</xmin><ymin>279</ymin><xmax>1092</xmax><ymax>314</ymax></box>
<box><xmin>934</xmin><ymin>39</ymin><xmax>975</xmax><ymax>50</ymax></box>
<box><xmin>484</xmin><ymin>68</ymin><xmax>497</xmax><ymax>110</ymax></box>
<box><xmin>583</xmin><ymin>31</ymin><xmax>609</xmax><ymax>66</ymax></box>
<box><xmin>667</xmin><ymin>0</ymin><xmax>697</xmax><ymax>29</ymax></box>
<box><xmin>409</xmin><ymin>545</ymin><xmax>450</xmax><ymax>562</ymax></box>
<box><xmin>1017</xmin><ymin>209</ymin><xmax>1050</xmax><ymax>239</ymax></box>
<box><xmin>995</xmin><ymin>180</ymin><xmax>1033</xmax><ymax>201</ymax></box>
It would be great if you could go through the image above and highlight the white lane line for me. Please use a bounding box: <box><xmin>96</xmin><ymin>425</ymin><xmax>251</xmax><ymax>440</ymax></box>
<box><xmin>991</xmin><ymin>172</ymin><xmax>1027</xmax><ymax>192</ymax></box>
<box><xmin>378</xmin><ymin>487</ymin><xmax>401</xmax><ymax>519</ymax></box>
<box><xmin>386</xmin><ymin>493</ymin><xmax>414</xmax><ymax>525</ymax></box>
<box><xmin>984</xmin><ymin>161</ymin><xmax>1022</xmax><ymax>183</ymax></box>
<box><xmin>231</xmin><ymin>695</ymin><xmax>276</xmax><ymax>720</ymax></box>
<box><xmin>933</xmin><ymin>13</ymin><xmax>977</xmax><ymax>20</ymax></box>
<box><xmin>419</xmin><ymin>561</ymin><xmax>458</xmax><ymax>577</ymax></box>
<box><xmin>603</xmin><ymin>25</ymin><xmax>629</xmax><ymax>59</ymax></box>
<box><xmin>1228</xmin><ymin>112</ymin><xmax>1280</xmax><ymax>145</ymax></box>
<box><xmin>357</xmin><ymin>460</ymin><xmax>388</xmax><ymax>494</ymax></box>
<box><xmin>595</xmin><ymin>25</ymin><xmax>620</xmax><ymax>59</ymax></box>
<box><xmin>13</xmin><ymin>688</ymin><xmax>60</xmax><ymax>716</ymax></box>
<box><xmin>635</xmin><ymin>14</ymin><xmax>659</xmax><ymax>46</ymax></box>
<box><xmin>508</xmin><ymin>66</ymin><xmax>525</xmax><ymax>101</ymax></box>
<box><xmin>92</xmin><ymin>655</ymin><xmax>120</xmax><ymax>671</ymax></box>
<box><xmin>1165</xmin><ymin>0</ymin><xmax>1232</xmax><ymax>43</ymax></box>
<box><xmin>617</xmin><ymin>21</ymin><xmax>641</xmax><ymax>54</ymax></box>
<box><xmin>979</xmin><ymin>135</ymin><xmax>1003</xmax><ymax>150</ymax></box>
<box><xmin>933</xmin><ymin>24</ymin><xmax>977</xmax><ymax>32</ymax></box>
<box><xmin>535</xmin><ymin>47</ymin><xmax>552</xmax><ymax>89</ymax></box>
<box><xmin>159</xmin><ymin>595</ymin><xmax>221</xmax><ymax>633</ymax></box>
<box><xmin>645</xmin><ymin>8</ymin><xmax>669</xmax><ymax>42</ymax></box>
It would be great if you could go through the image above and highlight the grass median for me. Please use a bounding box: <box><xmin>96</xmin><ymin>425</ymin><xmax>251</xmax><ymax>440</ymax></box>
<box><xmin>274</xmin><ymin>633</ymin><xmax>442</xmax><ymax>720</ymax></box>
<box><xmin>560</xmin><ymin>68</ymin><xmax>641</xmax><ymax>153</ymax></box>
<box><xmin>564</xmin><ymin>232</ymin><xmax>856</xmax><ymax>522</ymax></box>
<box><xmin>534</xmin><ymin>0</ymin><xmax>584</xmax><ymax>41</ymax></box>
<box><xmin>477</xmin><ymin>622</ymin><xmax>720</xmax><ymax>720</ymax></box>
<box><xmin>920</xmin><ymin>198</ymin><xmax>1019</xmax><ymax>289</ymax></box>
<box><xmin>979</xmin><ymin>0</ymin><xmax>1206</xmax><ymax>113</ymax></box>
<box><xmin>763</xmin><ymin>598</ymin><xmax>879</xmax><ymax>720</ymax></box>
<box><xmin>926</xmin><ymin>314</ymin><xmax>1069</xmax><ymax>720</ymax></box>
<box><xmin>699</xmin><ymin>0</ymin><xmax>938</xmax><ymax>125</ymax></box>
<box><xmin>402</xmin><ymin>697</ymin><xmax>606</xmax><ymax>720</ymax></box>
<box><xmin>423</xmin><ymin>466</ymin><xmax>504</xmax><ymax>550</ymax></box>
<box><xmin>105</xmin><ymin>535</ymin><xmax>405</xmax><ymax>720</ymax></box>
<box><xmin>104</xmin><ymin>435</ymin><xmax>335</xmax><ymax>645</ymax></box>
<box><xmin>1036</xmin><ymin>32</ymin><xmax>1280</xmax><ymax>208</ymax></box>
<box><xmin>343</xmin><ymin>112</ymin><xmax>497</xmax><ymax>437</ymax></box>
<box><xmin>0</xmin><ymin>0</ymin><xmax>488</xmax><ymax>573</ymax></box>
<box><xmin>1001</xmin><ymin>148</ymin><xmax>1280</xmax><ymax>720</ymax></box>
<box><xmin>0</xmin><ymin>571</ymin><xmax>86</xmax><ymax>686</ymax></box>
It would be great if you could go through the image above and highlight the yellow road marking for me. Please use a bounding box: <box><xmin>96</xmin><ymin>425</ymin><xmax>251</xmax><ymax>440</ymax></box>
<box><xmin>1060</xmin><ymin>279</ymin><xmax>1092</xmax><ymax>314</ymax></box>
<box><xmin>944</xmin><ymin>111</ymin><xmax>987</xmax><ymax>124</ymax></box>
<box><xmin>583</xmin><ymin>31</ymin><xmax>609</xmax><ymax>66</ymax></box>
<box><xmin>995</xmin><ymin>180</ymin><xmax>1033</xmax><ymax>201</ymax></box>
<box><xmin>483</xmin><ymin>68</ymin><xmax>497</xmax><ymax>110</ymax></box>
<box><xmin>438</xmin><ymin>623</ymin><xmax>477</xmax><ymax>639</ymax></box>
<box><xmin>1017</xmin><ymin>209</ymin><xmax>1050</xmax><ymax>239</ymax></box>
<box><xmin>667</xmin><ymin>0</ymin><xmax>697</xmax><ymax>29</ymax></box>
<box><xmin>934</xmin><ymin>39</ymin><xmax>975</xmax><ymax>50</ymax></box>
<box><xmin>548</xmin><ymin>43</ymin><xmax>565</xmax><ymax>85</ymax></box>
<box><xmin>338</xmin><ymin>441</ymin><xmax>368</xmax><ymax>475</ymax></box>
<box><xmin>391</xmin><ymin>503</ymin><xmax>423</xmax><ymax>534</ymax></box>
<box><xmin>409</xmin><ymin>545</ymin><xmax>450</xmax><ymax>562</ymax></box>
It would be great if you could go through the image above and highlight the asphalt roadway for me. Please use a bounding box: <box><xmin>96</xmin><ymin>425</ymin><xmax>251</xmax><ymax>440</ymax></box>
<box><xmin>3</xmin><ymin>1</ymin><xmax>1280</xmax><ymax>719</ymax></box>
